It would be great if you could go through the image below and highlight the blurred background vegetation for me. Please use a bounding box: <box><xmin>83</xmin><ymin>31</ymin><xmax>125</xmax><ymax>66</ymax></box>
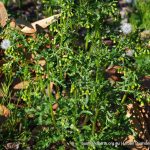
<box><xmin>129</xmin><ymin>0</ymin><xmax>150</xmax><ymax>30</ymax></box>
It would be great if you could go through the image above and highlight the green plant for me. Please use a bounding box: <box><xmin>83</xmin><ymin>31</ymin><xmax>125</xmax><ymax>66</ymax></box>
<box><xmin>129</xmin><ymin>0</ymin><xmax>150</xmax><ymax>30</ymax></box>
<box><xmin>0</xmin><ymin>0</ymin><xmax>150</xmax><ymax>149</ymax></box>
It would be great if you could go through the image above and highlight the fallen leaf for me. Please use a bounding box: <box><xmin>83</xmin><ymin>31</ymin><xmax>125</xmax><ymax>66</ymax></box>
<box><xmin>4</xmin><ymin>142</ymin><xmax>20</xmax><ymax>150</ymax></box>
<box><xmin>52</xmin><ymin>103</ymin><xmax>58</xmax><ymax>111</ymax></box>
<box><xmin>13</xmin><ymin>81</ymin><xmax>29</xmax><ymax>90</ymax></box>
<box><xmin>102</xmin><ymin>39</ymin><xmax>114</xmax><ymax>46</ymax></box>
<box><xmin>105</xmin><ymin>65</ymin><xmax>123</xmax><ymax>82</ymax></box>
<box><xmin>140</xmin><ymin>30</ymin><xmax>150</xmax><ymax>40</ymax></box>
<box><xmin>0</xmin><ymin>2</ymin><xmax>8</xmax><ymax>27</ymax></box>
<box><xmin>45</xmin><ymin>44</ymin><xmax>51</xmax><ymax>49</ymax></box>
<box><xmin>0</xmin><ymin>104</ymin><xmax>10</xmax><ymax>117</ymax></box>
<box><xmin>21</xmin><ymin>14</ymin><xmax>61</xmax><ymax>34</ymax></box>
<box><xmin>38</xmin><ymin>59</ymin><xmax>46</xmax><ymax>67</ymax></box>
<box><xmin>105</xmin><ymin>65</ymin><xmax>123</xmax><ymax>74</ymax></box>
<box><xmin>9</xmin><ymin>19</ymin><xmax>16</xmax><ymax>28</ymax></box>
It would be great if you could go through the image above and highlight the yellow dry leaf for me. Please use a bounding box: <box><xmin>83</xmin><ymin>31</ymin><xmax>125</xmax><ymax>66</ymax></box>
<box><xmin>38</xmin><ymin>59</ymin><xmax>46</xmax><ymax>66</ymax></box>
<box><xmin>0</xmin><ymin>104</ymin><xmax>10</xmax><ymax>117</ymax></box>
<box><xmin>21</xmin><ymin>14</ymin><xmax>61</xmax><ymax>34</ymax></box>
<box><xmin>13</xmin><ymin>81</ymin><xmax>29</xmax><ymax>90</ymax></box>
<box><xmin>0</xmin><ymin>2</ymin><xmax>8</xmax><ymax>27</ymax></box>
<box><xmin>140</xmin><ymin>30</ymin><xmax>150</xmax><ymax>40</ymax></box>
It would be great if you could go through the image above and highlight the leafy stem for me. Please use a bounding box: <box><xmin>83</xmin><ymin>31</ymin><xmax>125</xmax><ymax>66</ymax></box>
<box><xmin>48</xmin><ymin>83</ymin><xmax>56</xmax><ymax>129</ymax></box>
<box><xmin>92</xmin><ymin>108</ymin><xmax>99</xmax><ymax>135</ymax></box>
<box><xmin>121</xmin><ymin>91</ymin><xmax>128</xmax><ymax>104</ymax></box>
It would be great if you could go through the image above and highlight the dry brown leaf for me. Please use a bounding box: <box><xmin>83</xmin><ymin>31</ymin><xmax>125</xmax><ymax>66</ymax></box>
<box><xmin>0</xmin><ymin>2</ymin><xmax>8</xmax><ymax>27</ymax></box>
<box><xmin>52</xmin><ymin>103</ymin><xmax>58</xmax><ymax>111</ymax></box>
<box><xmin>140</xmin><ymin>30</ymin><xmax>150</xmax><ymax>40</ymax></box>
<box><xmin>0</xmin><ymin>104</ymin><xmax>10</xmax><ymax>117</ymax></box>
<box><xmin>102</xmin><ymin>39</ymin><xmax>114</xmax><ymax>46</ymax></box>
<box><xmin>4</xmin><ymin>142</ymin><xmax>20</xmax><ymax>150</ymax></box>
<box><xmin>9</xmin><ymin>19</ymin><xmax>16</xmax><ymax>28</ymax></box>
<box><xmin>38</xmin><ymin>59</ymin><xmax>46</xmax><ymax>67</ymax></box>
<box><xmin>109</xmin><ymin>75</ymin><xmax>120</xmax><ymax>81</ymax></box>
<box><xmin>105</xmin><ymin>65</ymin><xmax>123</xmax><ymax>83</ymax></box>
<box><xmin>21</xmin><ymin>14</ymin><xmax>61</xmax><ymax>33</ymax></box>
<box><xmin>105</xmin><ymin>65</ymin><xmax>123</xmax><ymax>74</ymax></box>
<box><xmin>13</xmin><ymin>81</ymin><xmax>29</xmax><ymax>90</ymax></box>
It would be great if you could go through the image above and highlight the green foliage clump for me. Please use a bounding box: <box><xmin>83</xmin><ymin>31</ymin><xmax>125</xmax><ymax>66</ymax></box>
<box><xmin>130</xmin><ymin>0</ymin><xmax>150</xmax><ymax>30</ymax></box>
<box><xmin>0</xmin><ymin>0</ymin><xmax>150</xmax><ymax>149</ymax></box>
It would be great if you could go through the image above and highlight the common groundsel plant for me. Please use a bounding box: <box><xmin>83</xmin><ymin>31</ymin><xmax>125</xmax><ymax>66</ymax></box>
<box><xmin>0</xmin><ymin>0</ymin><xmax>150</xmax><ymax>149</ymax></box>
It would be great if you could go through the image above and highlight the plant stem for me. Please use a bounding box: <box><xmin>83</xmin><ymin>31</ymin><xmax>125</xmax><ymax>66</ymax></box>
<box><xmin>115</xmin><ymin>91</ymin><xmax>128</xmax><ymax>116</ymax></box>
<box><xmin>92</xmin><ymin>108</ymin><xmax>99</xmax><ymax>135</ymax></box>
<box><xmin>48</xmin><ymin>84</ymin><xmax>56</xmax><ymax>129</ymax></box>
<box><xmin>82</xmin><ymin>115</ymin><xmax>89</xmax><ymax>126</ymax></box>
<box><xmin>121</xmin><ymin>92</ymin><xmax>128</xmax><ymax>104</ymax></box>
